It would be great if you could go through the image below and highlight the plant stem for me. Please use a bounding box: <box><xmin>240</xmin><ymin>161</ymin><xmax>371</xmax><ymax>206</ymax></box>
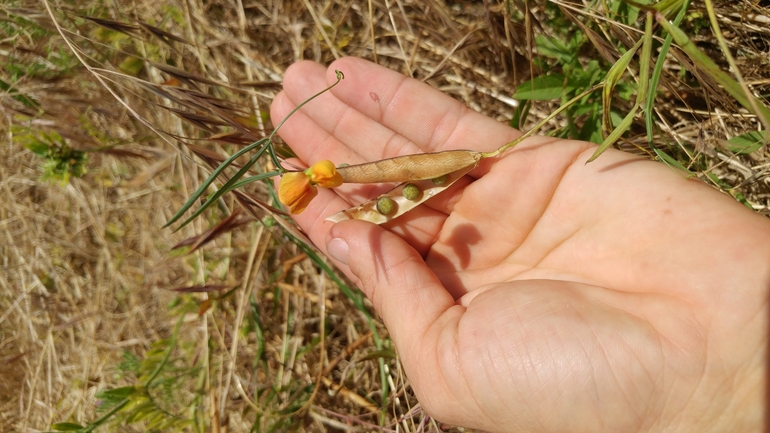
<box><xmin>483</xmin><ymin>83</ymin><xmax>605</xmax><ymax>158</ymax></box>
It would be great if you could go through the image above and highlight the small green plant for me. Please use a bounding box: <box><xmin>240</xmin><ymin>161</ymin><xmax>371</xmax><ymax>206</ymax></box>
<box><xmin>50</xmin><ymin>306</ymin><xmax>199</xmax><ymax>433</ymax></box>
<box><xmin>12</xmin><ymin>125</ymin><xmax>89</xmax><ymax>184</ymax></box>
<box><xmin>511</xmin><ymin>30</ymin><xmax>631</xmax><ymax>143</ymax></box>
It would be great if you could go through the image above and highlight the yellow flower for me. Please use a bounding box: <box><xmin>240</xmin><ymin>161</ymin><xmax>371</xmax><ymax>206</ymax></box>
<box><xmin>278</xmin><ymin>160</ymin><xmax>342</xmax><ymax>214</ymax></box>
<box><xmin>278</xmin><ymin>171</ymin><xmax>318</xmax><ymax>214</ymax></box>
<box><xmin>305</xmin><ymin>160</ymin><xmax>343</xmax><ymax>188</ymax></box>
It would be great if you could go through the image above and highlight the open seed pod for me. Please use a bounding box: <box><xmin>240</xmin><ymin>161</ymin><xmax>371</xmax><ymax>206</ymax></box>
<box><xmin>326</xmin><ymin>163</ymin><xmax>477</xmax><ymax>224</ymax></box>
<box><xmin>336</xmin><ymin>149</ymin><xmax>482</xmax><ymax>183</ymax></box>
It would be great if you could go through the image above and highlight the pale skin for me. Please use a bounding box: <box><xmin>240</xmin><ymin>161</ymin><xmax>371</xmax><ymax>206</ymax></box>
<box><xmin>271</xmin><ymin>57</ymin><xmax>770</xmax><ymax>433</ymax></box>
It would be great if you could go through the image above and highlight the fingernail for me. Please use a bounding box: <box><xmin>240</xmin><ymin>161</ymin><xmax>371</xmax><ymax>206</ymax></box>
<box><xmin>326</xmin><ymin>237</ymin><xmax>349</xmax><ymax>265</ymax></box>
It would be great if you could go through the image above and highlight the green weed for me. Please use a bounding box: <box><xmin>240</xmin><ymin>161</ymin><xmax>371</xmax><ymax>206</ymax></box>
<box><xmin>12</xmin><ymin>125</ymin><xmax>89</xmax><ymax>184</ymax></box>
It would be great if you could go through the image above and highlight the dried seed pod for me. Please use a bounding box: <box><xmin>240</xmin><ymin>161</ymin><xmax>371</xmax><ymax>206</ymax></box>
<box><xmin>431</xmin><ymin>175</ymin><xmax>448</xmax><ymax>185</ymax></box>
<box><xmin>402</xmin><ymin>183</ymin><xmax>420</xmax><ymax>200</ymax></box>
<box><xmin>337</xmin><ymin>150</ymin><xmax>482</xmax><ymax>183</ymax></box>
<box><xmin>376</xmin><ymin>197</ymin><xmax>396</xmax><ymax>215</ymax></box>
<box><xmin>326</xmin><ymin>163</ymin><xmax>476</xmax><ymax>225</ymax></box>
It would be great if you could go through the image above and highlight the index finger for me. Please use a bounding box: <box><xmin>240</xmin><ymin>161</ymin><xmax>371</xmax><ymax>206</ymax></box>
<box><xmin>327</xmin><ymin>57</ymin><xmax>521</xmax><ymax>156</ymax></box>
<box><xmin>273</xmin><ymin>58</ymin><xmax>521</xmax><ymax>170</ymax></box>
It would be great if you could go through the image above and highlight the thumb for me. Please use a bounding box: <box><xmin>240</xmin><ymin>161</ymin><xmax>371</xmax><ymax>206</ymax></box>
<box><xmin>325</xmin><ymin>220</ymin><xmax>457</xmax><ymax>346</ymax></box>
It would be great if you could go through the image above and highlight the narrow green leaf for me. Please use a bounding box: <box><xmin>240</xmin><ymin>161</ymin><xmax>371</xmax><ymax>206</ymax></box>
<box><xmin>654</xmin><ymin>147</ymin><xmax>692</xmax><ymax>173</ymax></box>
<box><xmin>726</xmin><ymin>131</ymin><xmax>768</xmax><ymax>155</ymax></box>
<box><xmin>602</xmin><ymin>39</ymin><xmax>642</xmax><ymax>138</ymax></box>
<box><xmin>588</xmin><ymin>104</ymin><xmax>639</xmax><ymax>162</ymax></box>
<box><xmin>164</xmin><ymin>138</ymin><xmax>268</xmax><ymax>228</ymax></box>
<box><xmin>171</xmin><ymin>152</ymin><xmax>263</xmax><ymax>231</ymax></box>
<box><xmin>646</xmin><ymin>0</ymin><xmax>691</xmax><ymax>145</ymax></box>
<box><xmin>636</xmin><ymin>12</ymin><xmax>654</xmax><ymax>107</ymax></box>
<box><xmin>50</xmin><ymin>422</ymin><xmax>85</xmax><ymax>431</ymax></box>
<box><xmin>230</xmin><ymin>171</ymin><xmax>281</xmax><ymax>189</ymax></box>
<box><xmin>592</xmin><ymin>11</ymin><xmax>652</xmax><ymax>162</ymax></box>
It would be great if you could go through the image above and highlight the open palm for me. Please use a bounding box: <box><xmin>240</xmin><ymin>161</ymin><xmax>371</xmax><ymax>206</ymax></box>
<box><xmin>271</xmin><ymin>57</ymin><xmax>769</xmax><ymax>432</ymax></box>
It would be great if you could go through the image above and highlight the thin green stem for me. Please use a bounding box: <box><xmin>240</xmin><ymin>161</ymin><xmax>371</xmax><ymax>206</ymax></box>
<box><xmin>703</xmin><ymin>0</ymin><xmax>770</xmax><ymax>132</ymax></box>
<box><xmin>483</xmin><ymin>83</ymin><xmax>605</xmax><ymax>158</ymax></box>
<box><xmin>269</xmin><ymin>70</ymin><xmax>345</xmax><ymax>143</ymax></box>
<box><xmin>645</xmin><ymin>0</ymin><xmax>691</xmax><ymax>145</ymax></box>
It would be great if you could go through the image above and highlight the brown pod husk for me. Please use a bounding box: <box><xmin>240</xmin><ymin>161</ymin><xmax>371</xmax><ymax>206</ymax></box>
<box><xmin>336</xmin><ymin>150</ymin><xmax>482</xmax><ymax>183</ymax></box>
<box><xmin>326</xmin><ymin>163</ymin><xmax>476</xmax><ymax>224</ymax></box>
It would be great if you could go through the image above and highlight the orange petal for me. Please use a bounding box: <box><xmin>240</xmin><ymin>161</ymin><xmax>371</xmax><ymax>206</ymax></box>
<box><xmin>278</xmin><ymin>172</ymin><xmax>318</xmax><ymax>214</ymax></box>
<box><xmin>306</xmin><ymin>160</ymin><xmax>343</xmax><ymax>188</ymax></box>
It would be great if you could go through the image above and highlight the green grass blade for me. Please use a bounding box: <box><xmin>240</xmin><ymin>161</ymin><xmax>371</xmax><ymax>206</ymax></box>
<box><xmin>231</xmin><ymin>171</ymin><xmax>281</xmax><ymax>189</ymax></box>
<box><xmin>636</xmin><ymin>12</ymin><xmax>654</xmax><ymax>107</ymax></box>
<box><xmin>653</xmin><ymin>147</ymin><xmax>692</xmax><ymax>173</ymax></box>
<box><xmin>164</xmin><ymin>138</ymin><xmax>269</xmax><ymax>228</ymax></box>
<box><xmin>588</xmin><ymin>103</ymin><xmax>639</xmax><ymax>162</ymax></box>
<box><xmin>703</xmin><ymin>0</ymin><xmax>770</xmax><ymax>132</ymax></box>
<box><xmin>655</xmin><ymin>12</ymin><xmax>770</xmax><ymax>126</ymax></box>
<box><xmin>645</xmin><ymin>0</ymin><xmax>691</xmax><ymax>145</ymax></box>
<box><xmin>602</xmin><ymin>39</ymin><xmax>642</xmax><ymax>138</ymax></box>
<box><xmin>172</xmin><ymin>152</ymin><xmax>264</xmax><ymax>231</ymax></box>
<box><xmin>589</xmin><ymin>13</ymin><xmax>653</xmax><ymax>163</ymax></box>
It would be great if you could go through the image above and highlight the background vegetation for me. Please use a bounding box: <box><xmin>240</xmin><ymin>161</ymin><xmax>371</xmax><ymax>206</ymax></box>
<box><xmin>1</xmin><ymin>0</ymin><xmax>768</xmax><ymax>431</ymax></box>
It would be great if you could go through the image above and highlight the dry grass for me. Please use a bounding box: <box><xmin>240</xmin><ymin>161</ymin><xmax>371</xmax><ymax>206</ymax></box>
<box><xmin>1</xmin><ymin>0</ymin><xmax>769</xmax><ymax>431</ymax></box>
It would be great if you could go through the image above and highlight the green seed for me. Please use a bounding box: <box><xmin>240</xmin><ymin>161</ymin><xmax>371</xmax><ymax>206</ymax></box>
<box><xmin>337</xmin><ymin>163</ymin><xmax>350</xmax><ymax>167</ymax></box>
<box><xmin>431</xmin><ymin>174</ymin><xmax>448</xmax><ymax>185</ymax></box>
<box><xmin>402</xmin><ymin>183</ymin><xmax>420</xmax><ymax>200</ymax></box>
<box><xmin>376</xmin><ymin>197</ymin><xmax>396</xmax><ymax>215</ymax></box>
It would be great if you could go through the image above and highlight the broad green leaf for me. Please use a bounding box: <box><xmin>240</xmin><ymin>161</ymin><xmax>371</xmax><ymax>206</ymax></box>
<box><xmin>535</xmin><ymin>34</ymin><xmax>572</xmax><ymax>62</ymax></box>
<box><xmin>23</xmin><ymin>140</ymin><xmax>49</xmax><ymax>157</ymax></box>
<box><xmin>513</xmin><ymin>74</ymin><xmax>574</xmax><ymax>101</ymax></box>
<box><xmin>726</xmin><ymin>131</ymin><xmax>768</xmax><ymax>155</ymax></box>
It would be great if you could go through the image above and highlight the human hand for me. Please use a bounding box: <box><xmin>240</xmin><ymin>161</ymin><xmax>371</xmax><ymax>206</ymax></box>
<box><xmin>271</xmin><ymin>57</ymin><xmax>770</xmax><ymax>432</ymax></box>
